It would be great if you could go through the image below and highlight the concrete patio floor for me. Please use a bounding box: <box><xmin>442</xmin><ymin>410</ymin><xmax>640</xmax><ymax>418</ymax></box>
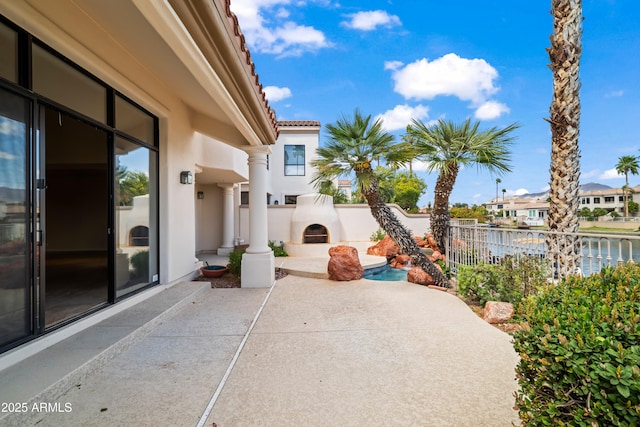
<box><xmin>0</xmin><ymin>255</ymin><xmax>520</xmax><ymax>427</ymax></box>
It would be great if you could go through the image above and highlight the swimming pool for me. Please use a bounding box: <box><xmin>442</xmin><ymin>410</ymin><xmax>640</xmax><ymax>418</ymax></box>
<box><xmin>364</xmin><ymin>265</ymin><xmax>409</xmax><ymax>281</ymax></box>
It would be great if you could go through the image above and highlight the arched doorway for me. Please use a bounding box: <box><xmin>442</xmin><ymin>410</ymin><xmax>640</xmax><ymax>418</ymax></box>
<box><xmin>303</xmin><ymin>224</ymin><xmax>328</xmax><ymax>244</ymax></box>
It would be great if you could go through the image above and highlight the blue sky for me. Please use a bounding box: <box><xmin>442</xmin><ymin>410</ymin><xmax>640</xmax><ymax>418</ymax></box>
<box><xmin>231</xmin><ymin>0</ymin><xmax>640</xmax><ymax>207</ymax></box>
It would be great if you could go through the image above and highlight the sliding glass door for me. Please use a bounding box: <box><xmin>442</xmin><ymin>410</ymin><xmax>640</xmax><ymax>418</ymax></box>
<box><xmin>41</xmin><ymin>106</ymin><xmax>109</xmax><ymax>327</ymax></box>
<box><xmin>0</xmin><ymin>87</ymin><xmax>31</xmax><ymax>346</ymax></box>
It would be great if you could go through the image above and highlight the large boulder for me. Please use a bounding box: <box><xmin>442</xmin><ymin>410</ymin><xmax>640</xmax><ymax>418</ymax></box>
<box><xmin>328</xmin><ymin>245</ymin><xmax>363</xmax><ymax>281</ymax></box>
<box><xmin>366</xmin><ymin>235</ymin><xmax>400</xmax><ymax>260</ymax></box>
<box><xmin>483</xmin><ymin>301</ymin><xmax>515</xmax><ymax>324</ymax></box>
<box><xmin>406</xmin><ymin>266</ymin><xmax>436</xmax><ymax>286</ymax></box>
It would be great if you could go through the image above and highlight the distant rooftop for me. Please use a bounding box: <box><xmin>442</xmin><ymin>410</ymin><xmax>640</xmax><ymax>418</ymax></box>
<box><xmin>277</xmin><ymin>120</ymin><xmax>321</xmax><ymax>127</ymax></box>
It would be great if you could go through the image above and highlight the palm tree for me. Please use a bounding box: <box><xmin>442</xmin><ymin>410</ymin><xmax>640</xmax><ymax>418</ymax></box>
<box><xmin>502</xmin><ymin>188</ymin><xmax>506</xmax><ymax>200</ymax></box>
<box><xmin>311</xmin><ymin>109</ymin><xmax>449</xmax><ymax>288</ymax></box>
<box><xmin>495</xmin><ymin>178</ymin><xmax>501</xmax><ymax>201</ymax></box>
<box><xmin>615</xmin><ymin>155</ymin><xmax>639</xmax><ymax>217</ymax></box>
<box><xmin>406</xmin><ymin>118</ymin><xmax>519</xmax><ymax>254</ymax></box>
<box><xmin>546</xmin><ymin>0</ymin><xmax>583</xmax><ymax>278</ymax></box>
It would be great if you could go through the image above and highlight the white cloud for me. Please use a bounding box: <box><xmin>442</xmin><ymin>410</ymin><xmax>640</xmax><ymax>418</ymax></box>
<box><xmin>605</xmin><ymin>90</ymin><xmax>624</xmax><ymax>98</ymax></box>
<box><xmin>472</xmin><ymin>193</ymin><xmax>483</xmax><ymax>200</ymax></box>
<box><xmin>581</xmin><ymin>169</ymin><xmax>600</xmax><ymax>179</ymax></box>
<box><xmin>384</xmin><ymin>60</ymin><xmax>403</xmax><ymax>71</ymax></box>
<box><xmin>263</xmin><ymin>86</ymin><xmax>292</xmax><ymax>102</ymax></box>
<box><xmin>600</xmin><ymin>168</ymin><xmax>623</xmax><ymax>180</ymax></box>
<box><xmin>541</xmin><ymin>185</ymin><xmax>550</xmax><ymax>192</ymax></box>
<box><xmin>342</xmin><ymin>10</ymin><xmax>401</xmax><ymax>31</ymax></box>
<box><xmin>0</xmin><ymin>151</ymin><xmax>17</xmax><ymax>160</ymax></box>
<box><xmin>231</xmin><ymin>0</ymin><xmax>331</xmax><ymax>57</ymax></box>
<box><xmin>375</xmin><ymin>104</ymin><xmax>429</xmax><ymax>131</ymax></box>
<box><xmin>388</xmin><ymin>53</ymin><xmax>500</xmax><ymax>105</ymax></box>
<box><xmin>514</xmin><ymin>188</ymin><xmax>530</xmax><ymax>196</ymax></box>
<box><xmin>474</xmin><ymin>101</ymin><xmax>510</xmax><ymax>120</ymax></box>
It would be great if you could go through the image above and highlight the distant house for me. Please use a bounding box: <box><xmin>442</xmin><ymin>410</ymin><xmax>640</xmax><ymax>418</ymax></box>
<box><xmin>483</xmin><ymin>184</ymin><xmax>640</xmax><ymax>225</ymax></box>
<box><xmin>578</xmin><ymin>185</ymin><xmax>639</xmax><ymax>215</ymax></box>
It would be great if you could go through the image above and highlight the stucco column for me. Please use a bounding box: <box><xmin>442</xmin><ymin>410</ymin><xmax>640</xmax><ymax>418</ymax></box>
<box><xmin>217</xmin><ymin>183</ymin><xmax>235</xmax><ymax>256</ymax></box>
<box><xmin>241</xmin><ymin>146</ymin><xmax>274</xmax><ymax>287</ymax></box>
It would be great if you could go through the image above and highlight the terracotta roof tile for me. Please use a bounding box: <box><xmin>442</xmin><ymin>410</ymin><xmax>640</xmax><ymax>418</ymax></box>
<box><xmin>277</xmin><ymin>120</ymin><xmax>321</xmax><ymax>127</ymax></box>
<box><xmin>223</xmin><ymin>0</ymin><xmax>279</xmax><ymax>138</ymax></box>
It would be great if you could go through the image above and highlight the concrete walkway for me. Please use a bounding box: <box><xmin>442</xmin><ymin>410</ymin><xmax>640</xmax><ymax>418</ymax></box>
<box><xmin>0</xmin><ymin>266</ymin><xmax>520</xmax><ymax>426</ymax></box>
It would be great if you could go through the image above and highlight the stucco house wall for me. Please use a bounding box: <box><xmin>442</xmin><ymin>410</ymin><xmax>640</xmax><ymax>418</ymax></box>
<box><xmin>268</xmin><ymin>122</ymin><xmax>320</xmax><ymax>204</ymax></box>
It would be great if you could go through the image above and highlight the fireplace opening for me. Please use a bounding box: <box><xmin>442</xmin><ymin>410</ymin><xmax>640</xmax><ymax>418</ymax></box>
<box><xmin>303</xmin><ymin>224</ymin><xmax>329</xmax><ymax>244</ymax></box>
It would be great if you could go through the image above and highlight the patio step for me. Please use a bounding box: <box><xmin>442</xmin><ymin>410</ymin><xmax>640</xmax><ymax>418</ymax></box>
<box><xmin>0</xmin><ymin>281</ymin><xmax>210</xmax><ymax>427</ymax></box>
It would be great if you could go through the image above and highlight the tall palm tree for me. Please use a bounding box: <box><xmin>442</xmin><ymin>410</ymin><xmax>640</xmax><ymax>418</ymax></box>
<box><xmin>546</xmin><ymin>0</ymin><xmax>583</xmax><ymax>278</ymax></box>
<box><xmin>311</xmin><ymin>109</ymin><xmax>449</xmax><ymax>288</ymax></box>
<box><xmin>495</xmin><ymin>178</ymin><xmax>501</xmax><ymax>201</ymax></box>
<box><xmin>406</xmin><ymin>118</ymin><xmax>519</xmax><ymax>254</ymax></box>
<box><xmin>615</xmin><ymin>155</ymin><xmax>639</xmax><ymax>217</ymax></box>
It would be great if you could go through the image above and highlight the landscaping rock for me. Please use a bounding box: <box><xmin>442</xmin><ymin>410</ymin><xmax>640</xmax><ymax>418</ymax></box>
<box><xmin>483</xmin><ymin>301</ymin><xmax>514</xmax><ymax>324</ymax></box>
<box><xmin>328</xmin><ymin>245</ymin><xmax>363</xmax><ymax>281</ymax></box>
<box><xmin>406</xmin><ymin>266</ymin><xmax>436</xmax><ymax>286</ymax></box>
<box><xmin>391</xmin><ymin>254</ymin><xmax>411</xmax><ymax>268</ymax></box>
<box><xmin>366</xmin><ymin>235</ymin><xmax>400</xmax><ymax>260</ymax></box>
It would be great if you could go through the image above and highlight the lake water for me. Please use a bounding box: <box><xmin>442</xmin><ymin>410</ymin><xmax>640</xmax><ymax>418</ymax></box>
<box><xmin>482</xmin><ymin>229</ymin><xmax>640</xmax><ymax>276</ymax></box>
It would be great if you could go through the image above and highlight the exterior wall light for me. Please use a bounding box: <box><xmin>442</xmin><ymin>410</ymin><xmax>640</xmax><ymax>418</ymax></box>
<box><xmin>197</xmin><ymin>191</ymin><xmax>204</xmax><ymax>199</ymax></box>
<box><xmin>180</xmin><ymin>171</ymin><xmax>193</xmax><ymax>184</ymax></box>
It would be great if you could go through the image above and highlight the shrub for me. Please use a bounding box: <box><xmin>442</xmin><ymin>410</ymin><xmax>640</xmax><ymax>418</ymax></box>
<box><xmin>513</xmin><ymin>263</ymin><xmax>640</xmax><ymax>426</ymax></box>
<box><xmin>456</xmin><ymin>255</ymin><xmax>548</xmax><ymax>306</ymax></box>
<box><xmin>268</xmin><ymin>240</ymin><xmax>288</xmax><ymax>257</ymax></box>
<box><xmin>370</xmin><ymin>228</ymin><xmax>386</xmax><ymax>242</ymax></box>
<box><xmin>130</xmin><ymin>250</ymin><xmax>149</xmax><ymax>279</ymax></box>
<box><xmin>228</xmin><ymin>248</ymin><xmax>245</xmax><ymax>277</ymax></box>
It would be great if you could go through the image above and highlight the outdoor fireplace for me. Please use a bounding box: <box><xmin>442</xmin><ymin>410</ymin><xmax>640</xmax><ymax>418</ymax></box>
<box><xmin>290</xmin><ymin>194</ymin><xmax>342</xmax><ymax>244</ymax></box>
<box><xmin>303</xmin><ymin>224</ymin><xmax>329</xmax><ymax>244</ymax></box>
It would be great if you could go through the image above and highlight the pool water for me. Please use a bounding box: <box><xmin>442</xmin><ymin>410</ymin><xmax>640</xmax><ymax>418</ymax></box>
<box><xmin>364</xmin><ymin>267</ymin><xmax>409</xmax><ymax>281</ymax></box>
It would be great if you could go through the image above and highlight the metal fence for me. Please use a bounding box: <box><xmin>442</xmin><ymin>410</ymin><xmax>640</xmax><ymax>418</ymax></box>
<box><xmin>446</xmin><ymin>222</ymin><xmax>640</xmax><ymax>278</ymax></box>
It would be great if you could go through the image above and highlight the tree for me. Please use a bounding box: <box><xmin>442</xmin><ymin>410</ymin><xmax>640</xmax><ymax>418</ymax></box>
<box><xmin>393</xmin><ymin>171</ymin><xmax>427</xmax><ymax>211</ymax></box>
<box><xmin>546</xmin><ymin>0</ymin><xmax>583</xmax><ymax>278</ymax></box>
<box><xmin>318</xmin><ymin>180</ymin><xmax>349</xmax><ymax>204</ymax></box>
<box><xmin>406</xmin><ymin>118</ymin><xmax>519</xmax><ymax>254</ymax></box>
<box><xmin>495</xmin><ymin>178</ymin><xmax>501</xmax><ymax>201</ymax></box>
<box><xmin>592</xmin><ymin>207</ymin><xmax>608</xmax><ymax>218</ymax></box>
<box><xmin>311</xmin><ymin>109</ymin><xmax>449</xmax><ymax>287</ymax></box>
<box><xmin>502</xmin><ymin>188</ymin><xmax>506</xmax><ymax>200</ymax></box>
<box><xmin>579</xmin><ymin>206</ymin><xmax>592</xmax><ymax>220</ymax></box>
<box><xmin>118</xmin><ymin>170</ymin><xmax>149</xmax><ymax>206</ymax></box>
<box><xmin>615</xmin><ymin>155</ymin><xmax>639</xmax><ymax>217</ymax></box>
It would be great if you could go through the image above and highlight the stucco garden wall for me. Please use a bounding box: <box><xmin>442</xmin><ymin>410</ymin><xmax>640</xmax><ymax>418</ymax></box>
<box><xmin>238</xmin><ymin>203</ymin><xmax>431</xmax><ymax>246</ymax></box>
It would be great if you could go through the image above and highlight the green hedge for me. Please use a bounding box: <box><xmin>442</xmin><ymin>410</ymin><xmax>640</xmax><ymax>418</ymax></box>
<box><xmin>457</xmin><ymin>255</ymin><xmax>548</xmax><ymax>306</ymax></box>
<box><xmin>513</xmin><ymin>263</ymin><xmax>640</xmax><ymax>426</ymax></box>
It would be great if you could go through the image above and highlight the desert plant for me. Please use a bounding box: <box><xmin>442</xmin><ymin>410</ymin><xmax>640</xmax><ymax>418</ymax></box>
<box><xmin>228</xmin><ymin>248</ymin><xmax>245</xmax><ymax>277</ymax></box>
<box><xmin>513</xmin><ymin>263</ymin><xmax>640</xmax><ymax>426</ymax></box>
<box><xmin>370</xmin><ymin>228</ymin><xmax>386</xmax><ymax>242</ymax></box>
<box><xmin>268</xmin><ymin>240</ymin><xmax>288</xmax><ymax>257</ymax></box>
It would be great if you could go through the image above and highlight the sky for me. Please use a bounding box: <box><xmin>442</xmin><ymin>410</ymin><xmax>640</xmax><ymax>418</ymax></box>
<box><xmin>230</xmin><ymin>0</ymin><xmax>640</xmax><ymax>208</ymax></box>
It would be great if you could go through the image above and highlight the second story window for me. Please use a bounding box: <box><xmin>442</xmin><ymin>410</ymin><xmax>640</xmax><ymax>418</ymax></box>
<box><xmin>284</xmin><ymin>145</ymin><xmax>305</xmax><ymax>176</ymax></box>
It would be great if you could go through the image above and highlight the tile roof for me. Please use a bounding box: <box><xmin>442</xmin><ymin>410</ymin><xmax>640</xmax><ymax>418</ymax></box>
<box><xmin>277</xmin><ymin>120</ymin><xmax>321</xmax><ymax>127</ymax></box>
<box><xmin>223</xmin><ymin>0</ymin><xmax>279</xmax><ymax>138</ymax></box>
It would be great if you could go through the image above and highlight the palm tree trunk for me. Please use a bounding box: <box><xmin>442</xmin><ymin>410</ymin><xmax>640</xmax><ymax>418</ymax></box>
<box><xmin>431</xmin><ymin>167</ymin><xmax>458</xmax><ymax>256</ymax></box>
<box><xmin>625</xmin><ymin>174</ymin><xmax>629</xmax><ymax>218</ymax></box>
<box><xmin>547</xmin><ymin>0</ymin><xmax>582</xmax><ymax>279</ymax></box>
<box><xmin>361</xmin><ymin>177</ymin><xmax>450</xmax><ymax>288</ymax></box>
